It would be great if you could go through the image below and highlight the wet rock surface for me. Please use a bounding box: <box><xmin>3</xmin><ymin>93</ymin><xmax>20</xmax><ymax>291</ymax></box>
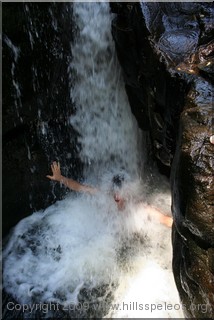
<box><xmin>171</xmin><ymin>79</ymin><xmax>213</xmax><ymax>318</ymax></box>
<box><xmin>3</xmin><ymin>2</ymin><xmax>82</xmax><ymax>237</ymax></box>
<box><xmin>111</xmin><ymin>2</ymin><xmax>213</xmax><ymax>318</ymax></box>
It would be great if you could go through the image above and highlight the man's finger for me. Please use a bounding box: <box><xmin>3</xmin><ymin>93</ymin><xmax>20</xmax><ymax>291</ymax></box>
<box><xmin>46</xmin><ymin>175</ymin><xmax>53</xmax><ymax>180</ymax></box>
<box><xmin>53</xmin><ymin>162</ymin><xmax>58</xmax><ymax>171</ymax></box>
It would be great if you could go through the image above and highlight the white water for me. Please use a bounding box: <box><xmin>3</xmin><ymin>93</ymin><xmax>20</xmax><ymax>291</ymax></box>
<box><xmin>3</xmin><ymin>3</ymin><xmax>183</xmax><ymax>318</ymax></box>
<box><xmin>69</xmin><ymin>3</ymin><xmax>142</xmax><ymax>182</ymax></box>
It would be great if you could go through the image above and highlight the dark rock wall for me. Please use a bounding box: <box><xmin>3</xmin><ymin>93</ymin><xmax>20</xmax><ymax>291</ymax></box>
<box><xmin>110</xmin><ymin>2</ymin><xmax>213</xmax><ymax>319</ymax></box>
<box><xmin>3</xmin><ymin>2</ymin><xmax>82</xmax><ymax>237</ymax></box>
<box><xmin>172</xmin><ymin>79</ymin><xmax>213</xmax><ymax>319</ymax></box>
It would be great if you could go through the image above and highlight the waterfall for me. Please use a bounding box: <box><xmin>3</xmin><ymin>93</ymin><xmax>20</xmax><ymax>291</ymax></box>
<box><xmin>3</xmin><ymin>3</ymin><xmax>183</xmax><ymax>318</ymax></box>
<box><xmin>69</xmin><ymin>2</ymin><xmax>143</xmax><ymax>183</ymax></box>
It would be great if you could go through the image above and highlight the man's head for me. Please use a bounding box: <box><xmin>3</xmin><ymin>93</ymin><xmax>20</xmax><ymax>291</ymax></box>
<box><xmin>112</xmin><ymin>174</ymin><xmax>124</xmax><ymax>189</ymax></box>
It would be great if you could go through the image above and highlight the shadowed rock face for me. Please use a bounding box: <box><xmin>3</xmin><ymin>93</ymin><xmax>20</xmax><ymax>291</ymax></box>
<box><xmin>110</xmin><ymin>2</ymin><xmax>213</xmax><ymax>318</ymax></box>
<box><xmin>172</xmin><ymin>79</ymin><xmax>213</xmax><ymax>319</ymax></box>
<box><xmin>3</xmin><ymin>2</ymin><xmax>83</xmax><ymax>236</ymax></box>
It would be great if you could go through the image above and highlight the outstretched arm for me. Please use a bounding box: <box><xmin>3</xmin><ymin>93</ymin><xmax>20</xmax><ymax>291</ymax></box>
<box><xmin>46</xmin><ymin>161</ymin><xmax>98</xmax><ymax>195</ymax></box>
<box><xmin>144</xmin><ymin>204</ymin><xmax>173</xmax><ymax>228</ymax></box>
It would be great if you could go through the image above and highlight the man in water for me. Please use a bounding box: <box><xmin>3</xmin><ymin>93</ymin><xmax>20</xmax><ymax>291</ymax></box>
<box><xmin>47</xmin><ymin>161</ymin><xmax>172</xmax><ymax>227</ymax></box>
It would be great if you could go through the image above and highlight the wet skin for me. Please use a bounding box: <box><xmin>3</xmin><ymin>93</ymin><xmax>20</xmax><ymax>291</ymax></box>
<box><xmin>113</xmin><ymin>192</ymin><xmax>126</xmax><ymax>211</ymax></box>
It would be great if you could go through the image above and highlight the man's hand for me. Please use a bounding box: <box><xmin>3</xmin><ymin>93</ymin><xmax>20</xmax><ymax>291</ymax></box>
<box><xmin>46</xmin><ymin>161</ymin><xmax>98</xmax><ymax>194</ymax></box>
<box><xmin>46</xmin><ymin>161</ymin><xmax>62</xmax><ymax>182</ymax></box>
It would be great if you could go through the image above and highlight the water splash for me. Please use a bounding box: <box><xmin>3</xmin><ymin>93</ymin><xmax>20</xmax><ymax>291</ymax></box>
<box><xmin>4</xmin><ymin>35</ymin><xmax>23</xmax><ymax>122</ymax></box>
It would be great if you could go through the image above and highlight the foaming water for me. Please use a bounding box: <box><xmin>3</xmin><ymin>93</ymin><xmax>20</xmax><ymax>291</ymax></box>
<box><xmin>3</xmin><ymin>193</ymin><xmax>122</xmax><ymax>305</ymax></box>
<box><xmin>3</xmin><ymin>185</ymin><xmax>183</xmax><ymax>317</ymax></box>
<box><xmin>108</xmin><ymin>202</ymin><xmax>184</xmax><ymax>318</ymax></box>
<box><xmin>3</xmin><ymin>2</ymin><xmax>183</xmax><ymax>319</ymax></box>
